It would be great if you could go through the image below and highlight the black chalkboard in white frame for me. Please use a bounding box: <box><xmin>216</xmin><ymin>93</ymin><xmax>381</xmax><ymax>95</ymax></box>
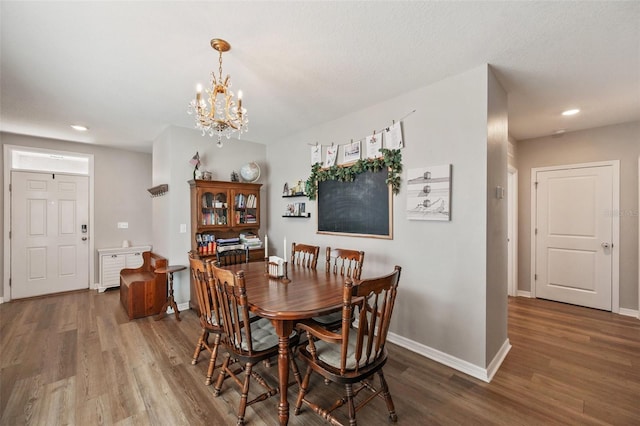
<box><xmin>317</xmin><ymin>168</ymin><xmax>392</xmax><ymax>239</ymax></box>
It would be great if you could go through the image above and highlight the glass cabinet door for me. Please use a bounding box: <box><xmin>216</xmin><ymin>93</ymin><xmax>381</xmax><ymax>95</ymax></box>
<box><xmin>201</xmin><ymin>191</ymin><xmax>228</xmax><ymax>226</ymax></box>
<box><xmin>232</xmin><ymin>190</ymin><xmax>259</xmax><ymax>225</ymax></box>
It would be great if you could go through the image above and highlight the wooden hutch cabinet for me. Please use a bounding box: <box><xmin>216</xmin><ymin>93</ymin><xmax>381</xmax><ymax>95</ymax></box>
<box><xmin>188</xmin><ymin>179</ymin><xmax>264</xmax><ymax>309</ymax></box>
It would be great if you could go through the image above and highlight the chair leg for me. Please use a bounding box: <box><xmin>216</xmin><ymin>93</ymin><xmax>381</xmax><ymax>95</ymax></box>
<box><xmin>237</xmin><ymin>362</ymin><xmax>253</xmax><ymax>426</ymax></box>
<box><xmin>192</xmin><ymin>330</ymin><xmax>208</xmax><ymax>365</ymax></box>
<box><xmin>205</xmin><ymin>333</ymin><xmax>221</xmax><ymax>385</ymax></box>
<box><xmin>213</xmin><ymin>353</ymin><xmax>231</xmax><ymax>397</ymax></box>
<box><xmin>377</xmin><ymin>370</ymin><xmax>397</xmax><ymax>422</ymax></box>
<box><xmin>345</xmin><ymin>383</ymin><xmax>357</xmax><ymax>426</ymax></box>
<box><xmin>294</xmin><ymin>366</ymin><xmax>313</xmax><ymax>415</ymax></box>
<box><xmin>289</xmin><ymin>349</ymin><xmax>302</xmax><ymax>386</ymax></box>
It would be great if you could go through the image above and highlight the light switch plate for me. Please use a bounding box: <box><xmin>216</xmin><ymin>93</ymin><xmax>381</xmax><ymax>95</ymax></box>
<box><xmin>179</xmin><ymin>224</ymin><xmax>187</xmax><ymax>233</ymax></box>
<box><xmin>117</xmin><ymin>222</ymin><xmax>128</xmax><ymax>229</ymax></box>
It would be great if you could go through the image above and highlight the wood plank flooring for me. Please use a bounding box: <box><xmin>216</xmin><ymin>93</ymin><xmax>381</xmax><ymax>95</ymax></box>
<box><xmin>1</xmin><ymin>291</ymin><xmax>639</xmax><ymax>425</ymax></box>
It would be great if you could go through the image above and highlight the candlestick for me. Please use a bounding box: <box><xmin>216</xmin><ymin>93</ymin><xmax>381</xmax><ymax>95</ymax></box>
<box><xmin>196</xmin><ymin>84</ymin><xmax>202</xmax><ymax>105</ymax></box>
<box><xmin>281</xmin><ymin>261</ymin><xmax>291</xmax><ymax>284</ymax></box>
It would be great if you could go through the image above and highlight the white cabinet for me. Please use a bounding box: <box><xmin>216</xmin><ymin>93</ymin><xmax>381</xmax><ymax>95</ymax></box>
<box><xmin>97</xmin><ymin>245</ymin><xmax>151</xmax><ymax>292</ymax></box>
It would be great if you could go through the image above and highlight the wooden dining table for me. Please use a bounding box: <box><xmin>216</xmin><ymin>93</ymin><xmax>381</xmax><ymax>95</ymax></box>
<box><xmin>223</xmin><ymin>260</ymin><xmax>345</xmax><ymax>426</ymax></box>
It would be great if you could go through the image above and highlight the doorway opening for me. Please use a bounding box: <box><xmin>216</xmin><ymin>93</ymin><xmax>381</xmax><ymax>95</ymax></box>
<box><xmin>3</xmin><ymin>145</ymin><xmax>95</xmax><ymax>301</ymax></box>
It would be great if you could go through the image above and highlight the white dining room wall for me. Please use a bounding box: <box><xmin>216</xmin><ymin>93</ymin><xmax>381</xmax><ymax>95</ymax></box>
<box><xmin>265</xmin><ymin>64</ymin><xmax>509</xmax><ymax>380</ymax></box>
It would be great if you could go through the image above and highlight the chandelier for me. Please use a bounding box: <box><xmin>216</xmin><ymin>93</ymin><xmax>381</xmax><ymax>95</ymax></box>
<box><xmin>188</xmin><ymin>38</ymin><xmax>248</xmax><ymax>147</ymax></box>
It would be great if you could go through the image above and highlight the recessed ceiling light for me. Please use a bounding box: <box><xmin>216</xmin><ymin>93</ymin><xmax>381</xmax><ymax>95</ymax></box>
<box><xmin>70</xmin><ymin>124</ymin><xmax>89</xmax><ymax>131</ymax></box>
<box><xmin>561</xmin><ymin>109</ymin><xmax>580</xmax><ymax>116</ymax></box>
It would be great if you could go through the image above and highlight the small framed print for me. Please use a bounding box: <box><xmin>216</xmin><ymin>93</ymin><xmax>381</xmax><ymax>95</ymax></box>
<box><xmin>324</xmin><ymin>145</ymin><xmax>338</xmax><ymax>167</ymax></box>
<box><xmin>342</xmin><ymin>140</ymin><xmax>361</xmax><ymax>164</ymax></box>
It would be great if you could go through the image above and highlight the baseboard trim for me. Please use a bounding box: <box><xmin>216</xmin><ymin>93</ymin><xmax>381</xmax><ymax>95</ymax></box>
<box><xmin>0</xmin><ymin>296</ymin><xmax>4</xmax><ymax>304</ymax></box>
<box><xmin>619</xmin><ymin>307</ymin><xmax>639</xmax><ymax>319</ymax></box>
<box><xmin>517</xmin><ymin>290</ymin><xmax>532</xmax><ymax>298</ymax></box>
<box><xmin>387</xmin><ymin>332</ymin><xmax>510</xmax><ymax>383</ymax></box>
<box><xmin>167</xmin><ymin>302</ymin><xmax>190</xmax><ymax>314</ymax></box>
<box><xmin>486</xmin><ymin>339</ymin><xmax>512</xmax><ymax>382</ymax></box>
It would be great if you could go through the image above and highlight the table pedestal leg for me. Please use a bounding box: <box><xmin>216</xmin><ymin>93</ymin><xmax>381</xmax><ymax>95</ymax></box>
<box><xmin>274</xmin><ymin>321</ymin><xmax>293</xmax><ymax>425</ymax></box>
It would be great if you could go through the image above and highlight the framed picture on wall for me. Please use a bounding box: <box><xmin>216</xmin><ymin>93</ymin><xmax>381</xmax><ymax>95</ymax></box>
<box><xmin>342</xmin><ymin>140</ymin><xmax>361</xmax><ymax>164</ymax></box>
<box><xmin>406</xmin><ymin>164</ymin><xmax>451</xmax><ymax>221</ymax></box>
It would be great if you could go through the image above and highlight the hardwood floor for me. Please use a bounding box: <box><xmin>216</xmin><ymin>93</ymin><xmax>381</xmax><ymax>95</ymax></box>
<box><xmin>1</xmin><ymin>291</ymin><xmax>639</xmax><ymax>425</ymax></box>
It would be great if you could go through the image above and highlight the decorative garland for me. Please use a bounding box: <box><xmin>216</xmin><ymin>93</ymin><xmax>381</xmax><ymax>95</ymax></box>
<box><xmin>305</xmin><ymin>148</ymin><xmax>402</xmax><ymax>200</ymax></box>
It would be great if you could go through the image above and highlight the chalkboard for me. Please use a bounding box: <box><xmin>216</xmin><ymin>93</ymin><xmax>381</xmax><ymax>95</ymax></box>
<box><xmin>317</xmin><ymin>168</ymin><xmax>392</xmax><ymax>238</ymax></box>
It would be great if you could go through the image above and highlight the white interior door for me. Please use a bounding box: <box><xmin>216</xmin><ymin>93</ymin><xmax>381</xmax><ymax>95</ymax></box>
<box><xmin>11</xmin><ymin>171</ymin><xmax>89</xmax><ymax>298</ymax></box>
<box><xmin>534</xmin><ymin>165</ymin><xmax>613</xmax><ymax>310</ymax></box>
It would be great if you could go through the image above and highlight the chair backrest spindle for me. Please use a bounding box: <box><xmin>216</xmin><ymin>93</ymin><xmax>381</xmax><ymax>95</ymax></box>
<box><xmin>189</xmin><ymin>251</ymin><xmax>222</xmax><ymax>331</ymax></box>
<box><xmin>325</xmin><ymin>247</ymin><xmax>365</xmax><ymax>280</ymax></box>
<box><xmin>291</xmin><ymin>243</ymin><xmax>320</xmax><ymax>269</ymax></box>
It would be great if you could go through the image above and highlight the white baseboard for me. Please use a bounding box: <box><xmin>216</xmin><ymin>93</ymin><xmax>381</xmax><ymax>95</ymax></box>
<box><xmin>0</xmin><ymin>296</ymin><xmax>4</xmax><ymax>304</ymax></box>
<box><xmin>486</xmin><ymin>339</ymin><xmax>512</xmax><ymax>382</ymax></box>
<box><xmin>619</xmin><ymin>307</ymin><xmax>639</xmax><ymax>319</ymax></box>
<box><xmin>517</xmin><ymin>290</ymin><xmax>532</xmax><ymax>298</ymax></box>
<box><xmin>168</xmin><ymin>302</ymin><xmax>190</xmax><ymax>314</ymax></box>
<box><xmin>387</xmin><ymin>332</ymin><xmax>511</xmax><ymax>383</ymax></box>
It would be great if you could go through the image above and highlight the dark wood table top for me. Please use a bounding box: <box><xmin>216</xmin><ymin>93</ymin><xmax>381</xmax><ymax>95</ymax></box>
<box><xmin>223</xmin><ymin>261</ymin><xmax>345</xmax><ymax>321</ymax></box>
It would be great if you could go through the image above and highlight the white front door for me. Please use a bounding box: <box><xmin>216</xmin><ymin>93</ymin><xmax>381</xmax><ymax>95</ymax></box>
<box><xmin>534</xmin><ymin>164</ymin><xmax>614</xmax><ymax>310</ymax></box>
<box><xmin>11</xmin><ymin>171</ymin><xmax>89</xmax><ymax>298</ymax></box>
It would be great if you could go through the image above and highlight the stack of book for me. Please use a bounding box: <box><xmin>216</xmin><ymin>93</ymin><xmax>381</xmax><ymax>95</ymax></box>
<box><xmin>240</xmin><ymin>233</ymin><xmax>263</xmax><ymax>249</ymax></box>
<box><xmin>216</xmin><ymin>237</ymin><xmax>244</xmax><ymax>252</ymax></box>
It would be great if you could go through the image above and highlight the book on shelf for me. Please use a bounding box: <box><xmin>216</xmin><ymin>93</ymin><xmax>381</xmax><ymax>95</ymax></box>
<box><xmin>217</xmin><ymin>243</ymin><xmax>246</xmax><ymax>252</ymax></box>
<box><xmin>217</xmin><ymin>237</ymin><xmax>240</xmax><ymax>245</ymax></box>
<box><xmin>244</xmin><ymin>242</ymin><xmax>263</xmax><ymax>249</ymax></box>
<box><xmin>235</xmin><ymin>194</ymin><xmax>257</xmax><ymax>209</ymax></box>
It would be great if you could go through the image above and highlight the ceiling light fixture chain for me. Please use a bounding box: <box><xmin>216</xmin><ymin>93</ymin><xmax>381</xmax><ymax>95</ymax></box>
<box><xmin>187</xmin><ymin>38</ymin><xmax>248</xmax><ymax>147</ymax></box>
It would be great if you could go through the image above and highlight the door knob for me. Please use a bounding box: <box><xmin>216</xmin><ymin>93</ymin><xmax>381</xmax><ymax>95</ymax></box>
<box><xmin>82</xmin><ymin>237</ymin><xmax>88</xmax><ymax>241</ymax></box>
<box><xmin>601</xmin><ymin>242</ymin><xmax>610</xmax><ymax>249</ymax></box>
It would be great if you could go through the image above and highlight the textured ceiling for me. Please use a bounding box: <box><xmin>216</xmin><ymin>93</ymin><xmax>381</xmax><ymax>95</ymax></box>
<box><xmin>1</xmin><ymin>1</ymin><xmax>638</xmax><ymax>153</ymax></box>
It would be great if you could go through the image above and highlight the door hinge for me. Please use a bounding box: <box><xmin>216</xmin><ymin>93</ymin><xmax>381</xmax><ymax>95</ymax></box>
<box><xmin>8</xmin><ymin>183</ymin><xmax>11</xmax><ymax>192</ymax></box>
<box><xmin>9</xmin><ymin>278</ymin><xmax>11</xmax><ymax>287</ymax></box>
<box><xmin>8</xmin><ymin>231</ymin><xmax>10</xmax><ymax>239</ymax></box>
<box><xmin>535</xmin><ymin>228</ymin><xmax>538</xmax><ymax>235</ymax></box>
<box><xmin>534</xmin><ymin>274</ymin><xmax>537</xmax><ymax>281</ymax></box>
<box><xmin>534</xmin><ymin>181</ymin><xmax>538</xmax><ymax>188</ymax></box>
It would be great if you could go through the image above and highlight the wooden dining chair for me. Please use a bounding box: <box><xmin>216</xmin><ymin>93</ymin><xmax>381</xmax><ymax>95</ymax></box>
<box><xmin>189</xmin><ymin>251</ymin><xmax>224</xmax><ymax>386</ymax></box>
<box><xmin>311</xmin><ymin>247</ymin><xmax>366</xmax><ymax>331</ymax></box>
<box><xmin>294</xmin><ymin>266</ymin><xmax>402</xmax><ymax>425</ymax></box>
<box><xmin>325</xmin><ymin>247</ymin><xmax>365</xmax><ymax>280</ymax></box>
<box><xmin>210</xmin><ymin>263</ymin><xmax>301</xmax><ymax>426</ymax></box>
<box><xmin>290</xmin><ymin>243</ymin><xmax>320</xmax><ymax>269</ymax></box>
